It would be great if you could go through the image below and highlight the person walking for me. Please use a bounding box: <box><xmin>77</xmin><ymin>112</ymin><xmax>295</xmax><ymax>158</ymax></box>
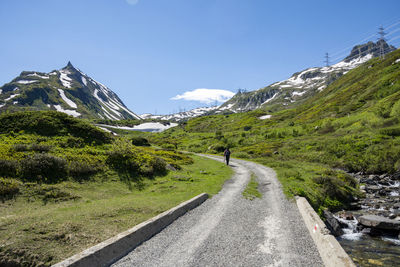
<box><xmin>224</xmin><ymin>148</ymin><xmax>231</xmax><ymax>166</ymax></box>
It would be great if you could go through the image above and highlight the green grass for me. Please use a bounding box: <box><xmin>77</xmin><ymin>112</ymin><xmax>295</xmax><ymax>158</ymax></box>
<box><xmin>0</xmin><ymin>155</ymin><xmax>232</xmax><ymax>266</ymax></box>
<box><xmin>242</xmin><ymin>173</ymin><xmax>262</xmax><ymax>200</ymax></box>
<box><xmin>147</xmin><ymin>49</ymin><xmax>400</xmax><ymax>215</ymax></box>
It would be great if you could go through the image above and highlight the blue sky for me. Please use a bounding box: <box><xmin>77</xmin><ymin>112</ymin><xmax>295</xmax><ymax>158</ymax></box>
<box><xmin>1</xmin><ymin>0</ymin><xmax>400</xmax><ymax>115</ymax></box>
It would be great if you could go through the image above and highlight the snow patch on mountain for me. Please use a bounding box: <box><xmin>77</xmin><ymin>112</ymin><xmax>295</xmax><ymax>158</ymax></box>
<box><xmin>58</xmin><ymin>89</ymin><xmax>77</xmax><ymax>109</ymax></box>
<box><xmin>5</xmin><ymin>94</ymin><xmax>20</xmax><ymax>102</ymax></box>
<box><xmin>27</xmin><ymin>73</ymin><xmax>49</xmax><ymax>79</ymax></box>
<box><xmin>17</xmin><ymin>80</ymin><xmax>38</xmax><ymax>84</ymax></box>
<box><xmin>98</xmin><ymin>122</ymin><xmax>178</xmax><ymax>133</ymax></box>
<box><xmin>292</xmin><ymin>91</ymin><xmax>306</xmax><ymax>97</ymax></box>
<box><xmin>81</xmin><ymin>76</ymin><xmax>87</xmax><ymax>86</ymax></box>
<box><xmin>54</xmin><ymin>104</ymin><xmax>81</xmax><ymax>117</ymax></box>
<box><xmin>262</xmin><ymin>92</ymin><xmax>278</xmax><ymax>104</ymax></box>
<box><xmin>259</xmin><ymin>115</ymin><xmax>272</xmax><ymax>120</ymax></box>
<box><xmin>59</xmin><ymin>69</ymin><xmax>72</xmax><ymax>88</ymax></box>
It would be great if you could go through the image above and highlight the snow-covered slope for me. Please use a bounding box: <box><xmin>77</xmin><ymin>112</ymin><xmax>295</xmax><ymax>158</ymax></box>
<box><xmin>0</xmin><ymin>62</ymin><xmax>141</xmax><ymax>120</ymax></box>
<box><xmin>217</xmin><ymin>40</ymin><xmax>396</xmax><ymax>113</ymax></box>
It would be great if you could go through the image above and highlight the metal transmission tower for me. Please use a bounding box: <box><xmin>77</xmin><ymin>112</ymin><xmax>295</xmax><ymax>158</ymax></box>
<box><xmin>378</xmin><ymin>26</ymin><xmax>387</xmax><ymax>59</ymax></box>
<box><xmin>324</xmin><ymin>52</ymin><xmax>330</xmax><ymax>67</ymax></box>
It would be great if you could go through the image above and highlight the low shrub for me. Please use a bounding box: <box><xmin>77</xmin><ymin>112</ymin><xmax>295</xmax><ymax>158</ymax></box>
<box><xmin>0</xmin><ymin>160</ymin><xmax>18</xmax><ymax>177</ymax></box>
<box><xmin>12</xmin><ymin>143</ymin><xmax>52</xmax><ymax>153</ymax></box>
<box><xmin>0</xmin><ymin>178</ymin><xmax>20</xmax><ymax>201</ymax></box>
<box><xmin>160</xmin><ymin>143</ymin><xmax>176</xmax><ymax>150</ymax></box>
<box><xmin>68</xmin><ymin>161</ymin><xmax>100</xmax><ymax>181</ymax></box>
<box><xmin>24</xmin><ymin>184</ymin><xmax>80</xmax><ymax>203</ymax></box>
<box><xmin>131</xmin><ymin>137</ymin><xmax>150</xmax><ymax>146</ymax></box>
<box><xmin>150</xmin><ymin>157</ymin><xmax>167</xmax><ymax>175</ymax></box>
<box><xmin>60</xmin><ymin>137</ymin><xmax>85</xmax><ymax>148</ymax></box>
<box><xmin>380</xmin><ymin>127</ymin><xmax>400</xmax><ymax>137</ymax></box>
<box><xmin>20</xmin><ymin>154</ymin><xmax>68</xmax><ymax>183</ymax></box>
<box><xmin>107</xmin><ymin>150</ymin><xmax>140</xmax><ymax>177</ymax></box>
<box><xmin>234</xmin><ymin>151</ymin><xmax>250</xmax><ymax>159</ymax></box>
<box><xmin>12</xmin><ymin>144</ymin><xmax>29</xmax><ymax>152</ymax></box>
<box><xmin>208</xmin><ymin>143</ymin><xmax>226</xmax><ymax>153</ymax></box>
<box><xmin>29</xmin><ymin>144</ymin><xmax>52</xmax><ymax>152</ymax></box>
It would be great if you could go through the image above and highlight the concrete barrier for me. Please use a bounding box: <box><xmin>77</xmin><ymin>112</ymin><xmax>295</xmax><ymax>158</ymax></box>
<box><xmin>296</xmin><ymin>197</ymin><xmax>356</xmax><ymax>267</ymax></box>
<box><xmin>52</xmin><ymin>193</ymin><xmax>209</xmax><ymax>267</ymax></box>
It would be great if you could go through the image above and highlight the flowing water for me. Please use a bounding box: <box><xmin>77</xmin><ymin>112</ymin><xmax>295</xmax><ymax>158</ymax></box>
<box><xmin>334</xmin><ymin>173</ymin><xmax>400</xmax><ymax>266</ymax></box>
<box><xmin>337</xmin><ymin>215</ymin><xmax>400</xmax><ymax>266</ymax></box>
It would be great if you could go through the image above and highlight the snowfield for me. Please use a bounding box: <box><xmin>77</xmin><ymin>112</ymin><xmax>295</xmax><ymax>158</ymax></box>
<box><xmin>27</xmin><ymin>73</ymin><xmax>49</xmax><ymax>79</ymax></box>
<box><xmin>58</xmin><ymin>89</ymin><xmax>77</xmax><ymax>109</ymax></box>
<box><xmin>98</xmin><ymin>122</ymin><xmax>178</xmax><ymax>133</ymax></box>
<box><xmin>259</xmin><ymin>115</ymin><xmax>272</xmax><ymax>120</ymax></box>
<box><xmin>59</xmin><ymin>70</ymin><xmax>73</xmax><ymax>88</ymax></box>
<box><xmin>17</xmin><ymin>80</ymin><xmax>38</xmax><ymax>84</ymax></box>
<box><xmin>54</xmin><ymin>104</ymin><xmax>81</xmax><ymax>117</ymax></box>
<box><xmin>81</xmin><ymin>76</ymin><xmax>87</xmax><ymax>86</ymax></box>
<box><xmin>4</xmin><ymin>94</ymin><xmax>20</xmax><ymax>102</ymax></box>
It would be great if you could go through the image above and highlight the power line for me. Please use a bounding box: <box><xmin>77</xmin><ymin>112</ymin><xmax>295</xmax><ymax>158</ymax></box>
<box><xmin>327</xmin><ymin>19</ymin><xmax>400</xmax><ymax>59</ymax></box>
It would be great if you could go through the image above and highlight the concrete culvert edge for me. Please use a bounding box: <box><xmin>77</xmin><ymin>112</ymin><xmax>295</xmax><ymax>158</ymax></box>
<box><xmin>51</xmin><ymin>193</ymin><xmax>208</xmax><ymax>267</ymax></box>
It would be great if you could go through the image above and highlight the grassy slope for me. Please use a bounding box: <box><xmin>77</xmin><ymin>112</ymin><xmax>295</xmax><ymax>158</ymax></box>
<box><xmin>0</xmin><ymin>155</ymin><xmax>232</xmax><ymax>266</ymax></box>
<box><xmin>151</xmin><ymin>49</ymin><xmax>400</xmax><ymax>213</ymax></box>
<box><xmin>0</xmin><ymin>111</ymin><xmax>233</xmax><ymax>266</ymax></box>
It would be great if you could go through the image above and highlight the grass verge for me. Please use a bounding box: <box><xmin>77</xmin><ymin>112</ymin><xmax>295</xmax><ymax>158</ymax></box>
<box><xmin>242</xmin><ymin>173</ymin><xmax>262</xmax><ymax>200</ymax></box>
<box><xmin>0</xmin><ymin>155</ymin><xmax>232</xmax><ymax>266</ymax></box>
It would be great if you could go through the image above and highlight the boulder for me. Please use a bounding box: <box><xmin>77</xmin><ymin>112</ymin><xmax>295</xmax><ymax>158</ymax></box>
<box><xmin>358</xmin><ymin>215</ymin><xmax>400</xmax><ymax>231</ymax></box>
<box><xmin>365</xmin><ymin>185</ymin><xmax>381</xmax><ymax>193</ymax></box>
<box><xmin>323</xmin><ymin>210</ymin><xmax>344</xmax><ymax>237</ymax></box>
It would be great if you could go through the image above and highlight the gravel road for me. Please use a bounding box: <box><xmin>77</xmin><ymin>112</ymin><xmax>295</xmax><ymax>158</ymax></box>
<box><xmin>112</xmin><ymin>155</ymin><xmax>324</xmax><ymax>267</ymax></box>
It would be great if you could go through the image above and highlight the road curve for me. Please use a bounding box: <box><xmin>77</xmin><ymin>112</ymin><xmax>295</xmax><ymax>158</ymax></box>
<box><xmin>112</xmin><ymin>155</ymin><xmax>324</xmax><ymax>267</ymax></box>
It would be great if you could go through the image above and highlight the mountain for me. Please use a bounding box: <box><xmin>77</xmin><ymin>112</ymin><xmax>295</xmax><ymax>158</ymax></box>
<box><xmin>141</xmin><ymin>106</ymin><xmax>219</xmax><ymax>122</ymax></box>
<box><xmin>0</xmin><ymin>62</ymin><xmax>141</xmax><ymax>120</ymax></box>
<box><xmin>216</xmin><ymin>40</ymin><xmax>397</xmax><ymax>113</ymax></box>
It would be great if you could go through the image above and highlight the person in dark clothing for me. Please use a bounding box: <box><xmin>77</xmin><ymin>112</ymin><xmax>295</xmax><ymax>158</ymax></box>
<box><xmin>224</xmin><ymin>148</ymin><xmax>231</xmax><ymax>165</ymax></box>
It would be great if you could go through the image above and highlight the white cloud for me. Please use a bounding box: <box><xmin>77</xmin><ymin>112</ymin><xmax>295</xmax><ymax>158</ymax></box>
<box><xmin>171</xmin><ymin>88</ymin><xmax>235</xmax><ymax>104</ymax></box>
<box><xmin>126</xmin><ymin>0</ymin><xmax>139</xmax><ymax>5</ymax></box>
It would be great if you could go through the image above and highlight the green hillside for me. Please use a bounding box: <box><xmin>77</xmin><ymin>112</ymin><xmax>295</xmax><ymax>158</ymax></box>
<box><xmin>0</xmin><ymin>111</ymin><xmax>233</xmax><ymax>265</ymax></box>
<box><xmin>151</xmin><ymin>48</ymin><xmax>400</xmax><ymax>213</ymax></box>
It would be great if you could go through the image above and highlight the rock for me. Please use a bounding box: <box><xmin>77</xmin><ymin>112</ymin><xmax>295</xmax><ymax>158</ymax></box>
<box><xmin>389</xmin><ymin>213</ymin><xmax>396</xmax><ymax>219</ymax></box>
<box><xmin>337</xmin><ymin>211</ymin><xmax>354</xmax><ymax>220</ymax></box>
<box><xmin>323</xmin><ymin>210</ymin><xmax>344</xmax><ymax>237</ymax></box>
<box><xmin>166</xmin><ymin>164</ymin><xmax>177</xmax><ymax>171</ymax></box>
<box><xmin>378</xmin><ymin>190</ymin><xmax>388</xmax><ymax>196</ymax></box>
<box><xmin>358</xmin><ymin>215</ymin><xmax>400</xmax><ymax>231</ymax></box>
<box><xmin>361</xmin><ymin>227</ymin><xmax>372</xmax><ymax>234</ymax></box>
<box><xmin>392</xmin><ymin>172</ymin><xmax>400</xmax><ymax>180</ymax></box>
<box><xmin>349</xmin><ymin>202</ymin><xmax>361</xmax><ymax>210</ymax></box>
<box><xmin>365</xmin><ymin>185</ymin><xmax>381</xmax><ymax>193</ymax></box>
<box><xmin>379</xmin><ymin>180</ymin><xmax>390</xmax><ymax>186</ymax></box>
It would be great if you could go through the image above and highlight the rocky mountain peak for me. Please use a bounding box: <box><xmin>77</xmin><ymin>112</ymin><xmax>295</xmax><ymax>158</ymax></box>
<box><xmin>344</xmin><ymin>40</ymin><xmax>396</xmax><ymax>62</ymax></box>
<box><xmin>0</xmin><ymin>63</ymin><xmax>141</xmax><ymax>120</ymax></box>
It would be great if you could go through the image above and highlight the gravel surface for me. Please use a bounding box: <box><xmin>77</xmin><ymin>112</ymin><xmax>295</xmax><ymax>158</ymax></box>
<box><xmin>112</xmin><ymin>156</ymin><xmax>324</xmax><ymax>267</ymax></box>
